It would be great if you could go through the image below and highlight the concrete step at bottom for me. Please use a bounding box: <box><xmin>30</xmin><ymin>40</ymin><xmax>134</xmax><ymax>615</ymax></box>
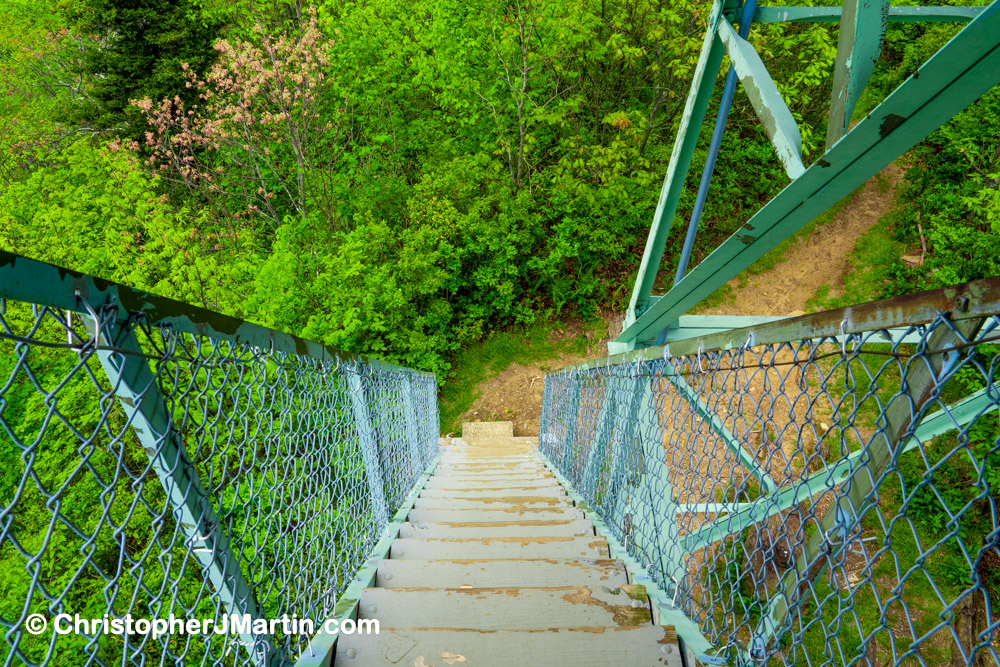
<box><xmin>388</xmin><ymin>537</ymin><xmax>608</xmax><ymax>559</ymax></box>
<box><xmin>397</xmin><ymin>520</ymin><xmax>594</xmax><ymax>539</ymax></box>
<box><xmin>356</xmin><ymin>585</ymin><xmax>651</xmax><ymax>630</ymax></box>
<box><xmin>408</xmin><ymin>508</ymin><xmax>585</xmax><ymax>523</ymax></box>
<box><xmin>335</xmin><ymin>625</ymin><xmax>681</xmax><ymax>666</ymax></box>
<box><xmin>376</xmin><ymin>558</ymin><xmax>628</xmax><ymax>588</ymax></box>
<box><xmin>459</xmin><ymin>421</ymin><xmax>514</xmax><ymax>437</ymax></box>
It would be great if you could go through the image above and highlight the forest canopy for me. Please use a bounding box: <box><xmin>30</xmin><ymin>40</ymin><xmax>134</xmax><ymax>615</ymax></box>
<box><xmin>1</xmin><ymin>0</ymin><xmax>997</xmax><ymax>376</ymax></box>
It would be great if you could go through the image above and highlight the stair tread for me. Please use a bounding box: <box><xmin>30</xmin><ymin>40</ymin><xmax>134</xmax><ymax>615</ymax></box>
<box><xmin>413</xmin><ymin>496</ymin><xmax>573</xmax><ymax>510</ymax></box>
<box><xmin>356</xmin><ymin>585</ymin><xmax>651</xmax><ymax>630</ymax></box>
<box><xmin>420</xmin><ymin>488</ymin><xmax>565</xmax><ymax>498</ymax></box>
<box><xmin>376</xmin><ymin>558</ymin><xmax>628</xmax><ymax>588</ymax></box>
<box><xmin>389</xmin><ymin>536</ymin><xmax>608</xmax><ymax>559</ymax></box>
<box><xmin>423</xmin><ymin>479</ymin><xmax>557</xmax><ymax>488</ymax></box>
<box><xmin>335</xmin><ymin>626</ymin><xmax>681</xmax><ymax>666</ymax></box>
<box><xmin>408</xmin><ymin>508</ymin><xmax>586</xmax><ymax>522</ymax></box>
<box><xmin>398</xmin><ymin>520</ymin><xmax>594</xmax><ymax>538</ymax></box>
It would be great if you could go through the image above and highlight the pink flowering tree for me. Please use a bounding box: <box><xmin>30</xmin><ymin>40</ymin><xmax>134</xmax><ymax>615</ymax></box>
<box><xmin>129</xmin><ymin>11</ymin><xmax>343</xmax><ymax>231</ymax></box>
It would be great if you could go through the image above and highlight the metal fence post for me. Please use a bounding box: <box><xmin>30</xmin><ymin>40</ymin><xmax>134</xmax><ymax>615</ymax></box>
<box><xmin>751</xmin><ymin>315</ymin><xmax>987</xmax><ymax>659</ymax></box>
<box><xmin>347</xmin><ymin>368</ymin><xmax>390</xmax><ymax>531</ymax></box>
<box><xmin>400</xmin><ymin>373</ymin><xmax>422</xmax><ymax>478</ymax></box>
<box><xmin>85</xmin><ymin>308</ymin><xmax>282</xmax><ymax>667</ymax></box>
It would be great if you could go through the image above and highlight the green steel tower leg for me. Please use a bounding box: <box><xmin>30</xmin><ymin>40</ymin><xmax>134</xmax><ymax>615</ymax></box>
<box><xmin>624</xmin><ymin>0</ymin><xmax>734</xmax><ymax>341</ymax></box>
<box><xmin>827</xmin><ymin>0</ymin><xmax>891</xmax><ymax>148</ymax></box>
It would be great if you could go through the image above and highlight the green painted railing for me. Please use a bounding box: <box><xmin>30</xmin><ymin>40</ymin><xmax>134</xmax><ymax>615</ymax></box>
<box><xmin>0</xmin><ymin>252</ymin><xmax>438</xmax><ymax>666</ymax></box>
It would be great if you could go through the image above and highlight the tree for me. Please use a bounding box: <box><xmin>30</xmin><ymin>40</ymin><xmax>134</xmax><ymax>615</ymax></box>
<box><xmin>63</xmin><ymin>0</ymin><xmax>222</xmax><ymax>133</ymax></box>
<box><xmin>130</xmin><ymin>10</ymin><xmax>343</xmax><ymax>233</ymax></box>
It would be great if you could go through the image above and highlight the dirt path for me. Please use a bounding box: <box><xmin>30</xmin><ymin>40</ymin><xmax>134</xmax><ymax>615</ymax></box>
<box><xmin>456</xmin><ymin>164</ymin><xmax>902</xmax><ymax>434</ymax></box>
<box><xmin>454</xmin><ymin>315</ymin><xmax>624</xmax><ymax>436</ymax></box>
<box><xmin>699</xmin><ymin>163</ymin><xmax>903</xmax><ymax>317</ymax></box>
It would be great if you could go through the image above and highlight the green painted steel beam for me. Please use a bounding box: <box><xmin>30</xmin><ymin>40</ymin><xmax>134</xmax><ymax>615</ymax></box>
<box><xmin>84</xmin><ymin>316</ymin><xmax>281</xmax><ymax>666</ymax></box>
<box><xmin>680</xmin><ymin>382</ymin><xmax>999</xmax><ymax>553</ymax></box>
<box><xmin>664</xmin><ymin>368</ymin><xmax>778</xmax><ymax>494</ymax></box>
<box><xmin>718</xmin><ymin>19</ymin><xmax>806</xmax><ymax>179</ymax></box>
<box><xmin>0</xmin><ymin>251</ymin><xmax>432</xmax><ymax>378</ymax></box>
<box><xmin>827</xmin><ymin>0</ymin><xmax>891</xmax><ymax>149</ymax></box>
<box><xmin>295</xmin><ymin>451</ymin><xmax>442</xmax><ymax>667</ymax></box>
<box><xmin>558</xmin><ymin>277</ymin><xmax>1000</xmax><ymax>377</ymax></box>
<box><xmin>753</xmin><ymin>5</ymin><xmax>982</xmax><ymax>23</ymax></box>
<box><xmin>616</xmin><ymin>3</ymin><xmax>1000</xmax><ymax>349</ymax></box>
<box><xmin>665</xmin><ymin>315</ymin><xmax>790</xmax><ymax>340</ymax></box>
<box><xmin>626</xmin><ymin>0</ymin><xmax>735</xmax><ymax>329</ymax></box>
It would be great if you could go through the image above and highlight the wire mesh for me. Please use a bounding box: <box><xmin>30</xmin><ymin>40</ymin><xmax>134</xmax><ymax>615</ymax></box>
<box><xmin>0</xmin><ymin>295</ymin><xmax>438</xmax><ymax>666</ymax></box>
<box><xmin>541</xmin><ymin>312</ymin><xmax>1000</xmax><ymax>666</ymax></box>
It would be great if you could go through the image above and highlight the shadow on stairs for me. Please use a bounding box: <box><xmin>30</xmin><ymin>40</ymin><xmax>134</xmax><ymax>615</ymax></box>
<box><xmin>336</xmin><ymin>421</ymin><xmax>681</xmax><ymax>666</ymax></box>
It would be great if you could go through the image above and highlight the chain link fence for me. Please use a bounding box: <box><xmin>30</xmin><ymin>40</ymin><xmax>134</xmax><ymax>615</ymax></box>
<box><xmin>0</xmin><ymin>255</ymin><xmax>438</xmax><ymax>666</ymax></box>
<box><xmin>540</xmin><ymin>282</ymin><xmax>1000</xmax><ymax>666</ymax></box>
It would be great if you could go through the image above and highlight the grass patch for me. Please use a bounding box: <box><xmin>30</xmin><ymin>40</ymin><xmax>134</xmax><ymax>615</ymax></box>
<box><xmin>807</xmin><ymin>208</ymin><xmax>904</xmax><ymax>311</ymax></box>
<box><xmin>438</xmin><ymin>319</ymin><xmax>603</xmax><ymax>435</ymax></box>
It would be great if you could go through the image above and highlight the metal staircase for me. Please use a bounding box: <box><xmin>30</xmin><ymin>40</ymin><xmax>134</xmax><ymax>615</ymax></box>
<box><xmin>336</xmin><ymin>422</ymin><xmax>681</xmax><ymax>666</ymax></box>
<box><xmin>4</xmin><ymin>1</ymin><xmax>1000</xmax><ymax>664</ymax></box>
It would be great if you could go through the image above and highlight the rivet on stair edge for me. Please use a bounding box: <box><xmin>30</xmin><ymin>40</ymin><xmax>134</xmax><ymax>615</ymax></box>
<box><xmin>345</xmin><ymin>649</ymin><xmax>357</xmax><ymax>659</ymax></box>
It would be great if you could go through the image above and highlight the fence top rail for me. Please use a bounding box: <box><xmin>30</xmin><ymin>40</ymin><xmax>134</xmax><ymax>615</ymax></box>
<box><xmin>0</xmin><ymin>250</ymin><xmax>434</xmax><ymax>378</ymax></box>
<box><xmin>550</xmin><ymin>275</ymin><xmax>1000</xmax><ymax>375</ymax></box>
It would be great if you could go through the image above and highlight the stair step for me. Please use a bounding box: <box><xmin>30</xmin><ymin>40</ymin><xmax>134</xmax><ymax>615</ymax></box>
<box><xmin>420</xmin><ymin>488</ymin><xmax>564</xmax><ymax>499</ymax></box>
<box><xmin>356</xmin><ymin>585</ymin><xmax>651</xmax><ymax>630</ymax></box>
<box><xmin>397</xmin><ymin>520</ymin><xmax>594</xmax><ymax>539</ymax></box>
<box><xmin>423</xmin><ymin>478</ymin><xmax>557</xmax><ymax>489</ymax></box>
<box><xmin>408</xmin><ymin>508</ymin><xmax>585</xmax><ymax>522</ymax></box>
<box><xmin>435</xmin><ymin>463</ymin><xmax>545</xmax><ymax>470</ymax></box>
<box><xmin>388</xmin><ymin>537</ymin><xmax>608</xmax><ymax>559</ymax></box>
<box><xmin>434</xmin><ymin>468</ymin><xmax>548</xmax><ymax>477</ymax></box>
<box><xmin>376</xmin><ymin>558</ymin><xmax>628</xmax><ymax>588</ymax></box>
<box><xmin>435</xmin><ymin>456</ymin><xmax>545</xmax><ymax>474</ymax></box>
<box><xmin>412</xmin><ymin>496</ymin><xmax>572</xmax><ymax>511</ymax></box>
<box><xmin>335</xmin><ymin>626</ymin><xmax>681</xmax><ymax>666</ymax></box>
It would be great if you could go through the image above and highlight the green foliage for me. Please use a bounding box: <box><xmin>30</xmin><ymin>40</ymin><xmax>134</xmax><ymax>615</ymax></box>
<box><xmin>60</xmin><ymin>0</ymin><xmax>222</xmax><ymax>132</ymax></box>
<box><xmin>848</xmin><ymin>8</ymin><xmax>1000</xmax><ymax>300</ymax></box>
<box><xmin>0</xmin><ymin>140</ymin><xmax>259</xmax><ymax>314</ymax></box>
<box><xmin>0</xmin><ymin>0</ymin><xmax>852</xmax><ymax>376</ymax></box>
<box><xmin>437</xmin><ymin>319</ymin><xmax>600</xmax><ymax>434</ymax></box>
